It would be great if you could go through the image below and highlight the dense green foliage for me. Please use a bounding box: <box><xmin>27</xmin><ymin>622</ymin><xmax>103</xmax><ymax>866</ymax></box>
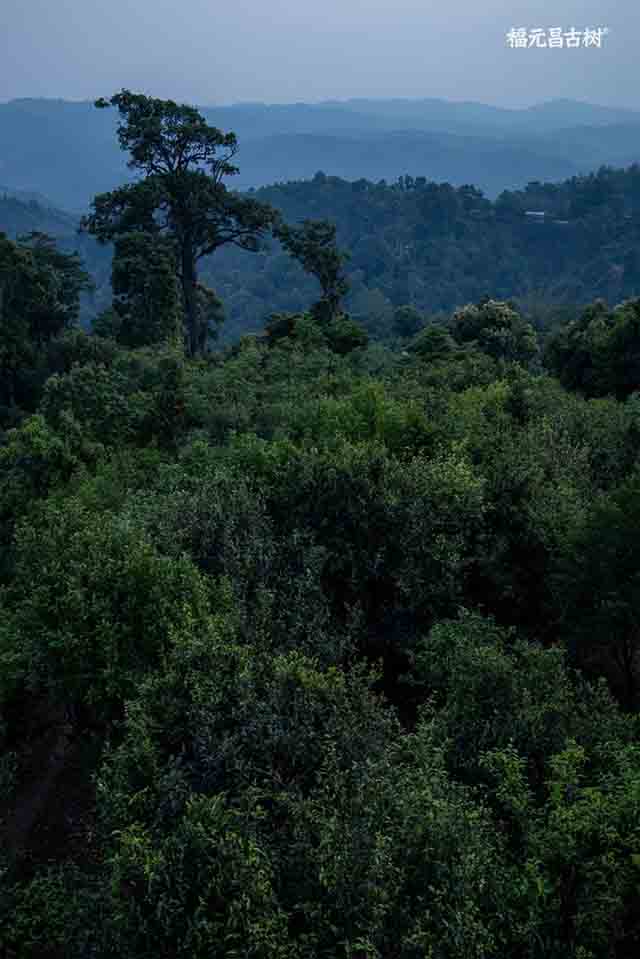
<box><xmin>544</xmin><ymin>298</ymin><xmax>640</xmax><ymax>399</ymax></box>
<box><xmin>0</xmin><ymin>231</ymin><xmax>91</xmax><ymax>430</ymax></box>
<box><xmin>2</xmin><ymin>104</ymin><xmax>640</xmax><ymax>959</ymax></box>
<box><xmin>210</xmin><ymin>165</ymin><xmax>640</xmax><ymax>340</ymax></box>
<box><xmin>5</xmin><ymin>162</ymin><xmax>640</xmax><ymax>347</ymax></box>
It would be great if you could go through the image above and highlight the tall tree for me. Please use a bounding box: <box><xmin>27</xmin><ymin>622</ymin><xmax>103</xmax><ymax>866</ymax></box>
<box><xmin>82</xmin><ymin>90</ymin><xmax>276</xmax><ymax>356</ymax></box>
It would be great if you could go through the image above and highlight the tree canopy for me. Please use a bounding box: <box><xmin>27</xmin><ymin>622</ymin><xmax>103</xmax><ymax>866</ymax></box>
<box><xmin>83</xmin><ymin>91</ymin><xmax>276</xmax><ymax>355</ymax></box>
<box><xmin>2</xmin><ymin>97</ymin><xmax>640</xmax><ymax>959</ymax></box>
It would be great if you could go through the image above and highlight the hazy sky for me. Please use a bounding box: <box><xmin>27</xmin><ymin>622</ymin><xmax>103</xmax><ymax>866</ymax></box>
<box><xmin>1</xmin><ymin>0</ymin><xmax>637</xmax><ymax>109</ymax></box>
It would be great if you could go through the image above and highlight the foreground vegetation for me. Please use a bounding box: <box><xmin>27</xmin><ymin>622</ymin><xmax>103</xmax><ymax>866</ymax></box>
<box><xmin>1</xmin><ymin>94</ymin><xmax>640</xmax><ymax>958</ymax></box>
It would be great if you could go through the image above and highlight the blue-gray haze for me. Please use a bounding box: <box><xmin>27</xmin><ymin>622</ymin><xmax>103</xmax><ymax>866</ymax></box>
<box><xmin>0</xmin><ymin>0</ymin><xmax>637</xmax><ymax>109</ymax></box>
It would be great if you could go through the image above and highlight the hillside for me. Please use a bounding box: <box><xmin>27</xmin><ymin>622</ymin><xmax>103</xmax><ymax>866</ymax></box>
<box><xmin>3</xmin><ymin>226</ymin><xmax>640</xmax><ymax>959</ymax></box>
<box><xmin>230</xmin><ymin>129</ymin><xmax>581</xmax><ymax>195</ymax></box>
<box><xmin>208</xmin><ymin>164</ymin><xmax>640</xmax><ymax>340</ymax></box>
<box><xmin>4</xmin><ymin>163</ymin><xmax>640</xmax><ymax>343</ymax></box>
<box><xmin>0</xmin><ymin>188</ymin><xmax>77</xmax><ymax>236</ymax></box>
<box><xmin>1</xmin><ymin>96</ymin><xmax>639</xmax><ymax>210</ymax></box>
<box><xmin>3</xmin><ymin>88</ymin><xmax>640</xmax><ymax>959</ymax></box>
<box><xmin>0</xmin><ymin>193</ymin><xmax>111</xmax><ymax>323</ymax></box>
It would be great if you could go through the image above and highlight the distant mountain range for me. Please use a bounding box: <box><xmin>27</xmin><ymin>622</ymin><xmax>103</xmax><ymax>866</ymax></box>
<box><xmin>0</xmin><ymin>97</ymin><xmax>639</xmax><ymax>211</ymax></box>
<box><xmin>0</xmin><ymin>186</ymin><xmax>77</xmax><ymax>235</ymax></box>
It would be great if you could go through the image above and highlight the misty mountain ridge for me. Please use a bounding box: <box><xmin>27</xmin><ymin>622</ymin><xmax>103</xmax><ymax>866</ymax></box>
<box><xmin>1</xmin><ymin>96</ymin><xmax>639</xmax><ymax>212</ymax></box>
<box><xmin>230</xmin><ymin>130</ymin><xmax>582</xmax><ymax>196</ymax></box>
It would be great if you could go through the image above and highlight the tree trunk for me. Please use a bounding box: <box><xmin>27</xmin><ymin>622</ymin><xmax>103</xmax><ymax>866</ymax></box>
<box><xmin>181</xmin><ymin>243</ymin><xmax>199</xmax><ymax>357</ymax></box>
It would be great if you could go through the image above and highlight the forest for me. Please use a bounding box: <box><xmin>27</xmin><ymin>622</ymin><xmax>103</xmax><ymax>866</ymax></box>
<box><xmin>1</xmin><ymin>92</ymin><xmax>640</xmax><ymax>959</ymax></box>
<box><xmin>4</xmin><ymin>160</ymin><xmax>640</xmax><ymax>344</ymax></box>
<box><xmin>212</xmin><ymin>164</ymin><xmax>640</xmax><ymax>340</ymax></box>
